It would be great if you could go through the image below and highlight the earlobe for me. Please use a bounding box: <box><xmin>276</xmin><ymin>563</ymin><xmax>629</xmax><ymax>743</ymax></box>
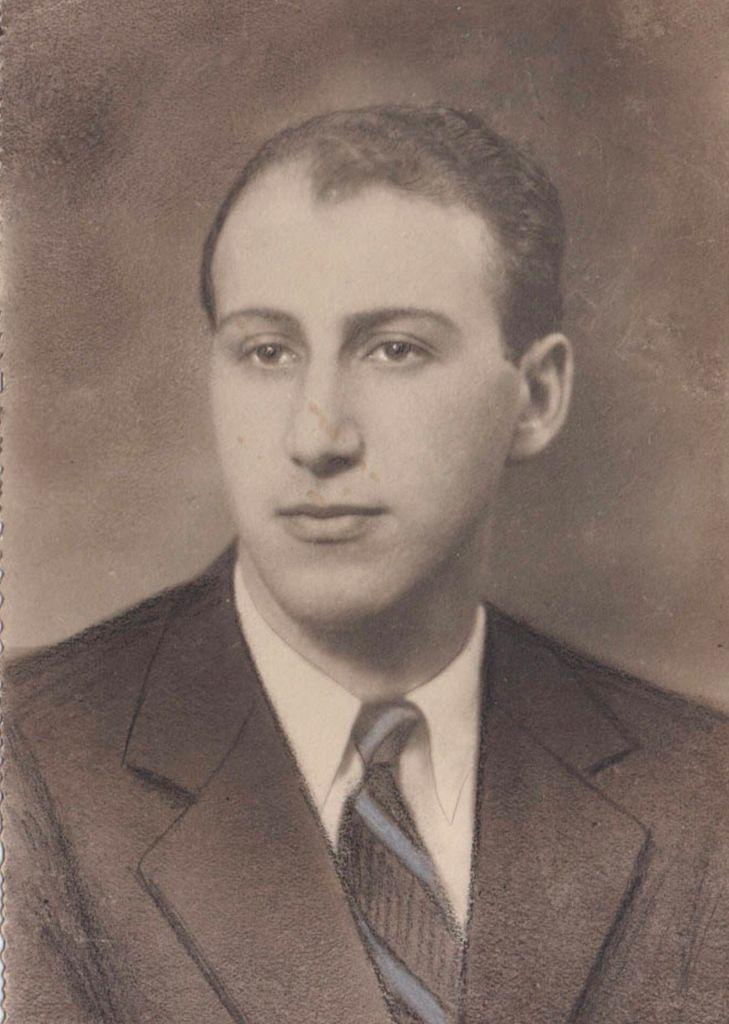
<box><xmin>508</xmin><ymin>333</ymin><xmax>574</xmax><ymax>463</ymax></box>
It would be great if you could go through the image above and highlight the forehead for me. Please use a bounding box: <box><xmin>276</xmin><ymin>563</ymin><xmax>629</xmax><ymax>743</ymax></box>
<box><xmin>211</xmin><ymin>161</ymin><xmax>503</xmax><ymax>324</ymax></box>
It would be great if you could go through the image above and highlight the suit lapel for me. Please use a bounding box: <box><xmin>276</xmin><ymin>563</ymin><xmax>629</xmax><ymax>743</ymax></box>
<box><xmin>125</xmin><ymin>554</ymin><xmax>391</xmax><ymax>1024</ymax></box>
<box><xmin>463</xmin><ymin>613</ymin><xmax>651</xmax><ymax>1024</ymax></box>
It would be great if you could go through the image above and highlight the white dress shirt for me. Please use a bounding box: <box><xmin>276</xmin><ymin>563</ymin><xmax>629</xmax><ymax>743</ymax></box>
<box><xmin>233</xmin><ymin>564</ymin><xmax>486</xmax><ymax>925</ymax></box>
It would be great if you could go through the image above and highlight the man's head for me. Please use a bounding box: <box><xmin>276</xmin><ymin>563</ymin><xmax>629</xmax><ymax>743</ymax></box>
<box><xmin>204</xmin><ymin>105</ymin><xmax>573</xmax><ymax>630</ymax></box>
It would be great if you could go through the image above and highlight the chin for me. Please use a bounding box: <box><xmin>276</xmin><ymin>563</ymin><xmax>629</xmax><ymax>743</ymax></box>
<box><xmin>261</xmin><ymin>558</ymin><xmax>417</xmax><ymax>632</ymax></box>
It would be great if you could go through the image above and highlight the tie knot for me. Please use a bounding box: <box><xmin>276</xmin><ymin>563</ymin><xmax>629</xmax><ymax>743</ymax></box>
<box><xmin>352</xmin><ymin>701</ymin><xmax>422</xmax><ymax>767</ymax></box>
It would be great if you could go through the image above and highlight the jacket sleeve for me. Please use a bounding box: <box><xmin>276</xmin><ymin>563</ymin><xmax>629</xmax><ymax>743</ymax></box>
<box><xmin>4</xmin><ymin>720</ymin><xmax>123</xmax><ymax>1024</ymax></box>
<box><xmin>680</xmin><ymin>826</ymin><xmax>729</xmax><ymax>1021</ymax></box>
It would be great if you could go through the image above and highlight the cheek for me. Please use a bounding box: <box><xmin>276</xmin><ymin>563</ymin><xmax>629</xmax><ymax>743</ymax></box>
<box><xmin>365</xmin><ymin>375</ymin><xmax>517</xmax><ymax>509</ymax></box>
<box><xmin>209</xmin><ymin>372</ymin><xmax>287</xmax><ymax>490</ymax></box>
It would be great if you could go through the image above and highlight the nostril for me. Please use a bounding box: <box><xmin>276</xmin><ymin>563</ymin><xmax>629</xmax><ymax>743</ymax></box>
<box><xmin>314</xmin><ymin>453</ymin><xmax>356</xmax><ymax>478</ymax></box>
<box><xmin>292</xmin><ymin>451</ymin><xmax>360</xmax><ymax>479</ymax></box>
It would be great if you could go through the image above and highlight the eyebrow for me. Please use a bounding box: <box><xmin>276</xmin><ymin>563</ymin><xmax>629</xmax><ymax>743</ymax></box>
<box><xmin>216</xmin><ymin>307</ymin><xmax>299</xmax><ymax>332</ymax></box>
<box><xmin>217</xmin><ymin>306</ymin><xmax>459</xmax><ymax>338</ymax></box>
<box><xmin>342</xmin><ymin>307</ymin><xmax>459</xmax><ymax>338</ymax></box>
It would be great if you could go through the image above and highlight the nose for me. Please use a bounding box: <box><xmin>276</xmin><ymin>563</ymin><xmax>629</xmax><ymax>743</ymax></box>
<box><xmin>285</xmin><ymin>370</ymin><xmax>364</xmax><ymax>478</ymax></box>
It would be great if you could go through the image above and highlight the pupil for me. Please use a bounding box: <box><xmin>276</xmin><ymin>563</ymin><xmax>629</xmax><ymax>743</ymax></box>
<box><xmin>261</xmin><ymin>345</ymin><xmax>278</xmax><ymax>360</ymax></box>
<box><xmin>388</xmin><ymin>342</ymin><xmax>409</xmax><ymax>359</ymax></box>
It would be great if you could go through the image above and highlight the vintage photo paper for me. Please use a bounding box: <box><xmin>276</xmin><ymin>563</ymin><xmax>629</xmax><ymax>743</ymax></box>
<box><xmin>3</xmin><ymin>3</ymin><xmax>729</xmax><ymax>1023</ymax></box>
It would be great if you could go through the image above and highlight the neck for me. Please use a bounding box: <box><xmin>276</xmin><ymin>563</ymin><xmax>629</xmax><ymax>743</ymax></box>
<box><xmin>237</xmin><ymin>550</ymin><xmax>486</xmax><ymax>702</ymax></box>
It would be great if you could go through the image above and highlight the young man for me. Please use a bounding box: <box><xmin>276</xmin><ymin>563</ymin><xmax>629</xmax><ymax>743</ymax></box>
<box><xmin>6</xmin><ymin>107</ymin><xmax>729</xmax><ymax>1024</ymax></box>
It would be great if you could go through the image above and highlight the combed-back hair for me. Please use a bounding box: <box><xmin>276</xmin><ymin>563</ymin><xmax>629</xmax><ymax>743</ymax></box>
<box><xmin>200</xmin><ymin>105</ymin><xmax>565</xmax><ymax>357</ymax></box>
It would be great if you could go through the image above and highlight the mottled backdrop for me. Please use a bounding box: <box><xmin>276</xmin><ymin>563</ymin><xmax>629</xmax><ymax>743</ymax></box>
<box><xmin>5</xmin><ymin>0</ymin><xmax>729</xmax><ymax>706</ymax></box>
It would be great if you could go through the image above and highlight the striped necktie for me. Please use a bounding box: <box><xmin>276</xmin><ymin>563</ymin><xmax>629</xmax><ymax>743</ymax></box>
<box><xmin>337</xmin><ymin>701</ymin><xmax>464</xmax><ymax>1024</ymax></box>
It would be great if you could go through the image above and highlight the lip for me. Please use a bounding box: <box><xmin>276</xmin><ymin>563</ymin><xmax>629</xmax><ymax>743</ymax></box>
<box><xmin>275</xmin><ymin>504</ymin><xmax>387</xmax><ymax>543</ymax></box>
<box><xmin>277</xmin><ymin>504</ymin><xmax>386</xmax><ymax>519</ymax></box>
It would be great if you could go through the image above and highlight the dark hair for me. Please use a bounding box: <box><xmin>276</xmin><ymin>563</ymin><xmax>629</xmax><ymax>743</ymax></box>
<box><xmin>200</xmin><ymin>105</ymin><xmax>565</xmax><ymax>357</ymax></box>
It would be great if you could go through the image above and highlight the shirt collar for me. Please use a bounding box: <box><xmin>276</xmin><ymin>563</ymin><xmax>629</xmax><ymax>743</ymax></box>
<box><xmin>406</xmin><ymin>605</ymin><xmax>485</xmax><ymax>821</ymax></box>
<box><xmin>234</xmin><ymin>563</ymin><xmax>486</xmax><ymax>822</ymax></box>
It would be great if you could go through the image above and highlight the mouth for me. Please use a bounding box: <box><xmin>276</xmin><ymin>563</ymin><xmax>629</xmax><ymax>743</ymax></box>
<box><xmin>277</xmin><ymin>504</ymin><xmax>385</xmax><ymax>520</ymax></box>
<box><xmin>275</xmin><ymin>504</ymin><xmax>387</xmax><ymax>543</ymax></box>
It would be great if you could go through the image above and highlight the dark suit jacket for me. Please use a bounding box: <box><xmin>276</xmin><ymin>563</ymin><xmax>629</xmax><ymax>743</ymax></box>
<box><xmin>5</xmin><ymin>548</ymin><xmax>729</xmax><ymax>1024</ymax></box>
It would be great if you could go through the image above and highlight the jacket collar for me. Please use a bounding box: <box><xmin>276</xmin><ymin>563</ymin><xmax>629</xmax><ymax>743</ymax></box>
<box><xmin>124</xmin><ymin>554</ymin><xmax>649</xmax><ymax>1024</ymax></box>
<box><xmin>124</xmin><ymin>554</ymin><xmax>635</xmax><ymax>798</ymax></box>
<box><xmin>124</xmin><ymin>547</ymin><xmax>255</xmax><ymax>796</ymax></box>
<box><xmin>485</xmin><ymin>607</ymin><xmax>637</xmax><ymax>774</ymax></box>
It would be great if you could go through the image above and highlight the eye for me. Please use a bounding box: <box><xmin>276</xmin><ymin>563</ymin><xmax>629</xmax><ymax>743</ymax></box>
<box><xmin>366</xmin><ymin>337</ymin><xmax>429</xmax><ymax>365</ymax></box>
<box><xmin>242</xmin><ymin>339</ymin><xmax>298</xmax><ymax>368</ymax></box>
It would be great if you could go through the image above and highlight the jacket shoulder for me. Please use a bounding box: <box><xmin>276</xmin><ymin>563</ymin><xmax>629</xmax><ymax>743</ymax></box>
<box><xmin>4</xmin><ymin>553</ymin><xmax>232</xmax><ymax>727</ymax></box>
<box><xmin>490</xmin><ymin>606</ymin><xmax>729</xmax><ymax>754</ymax></box>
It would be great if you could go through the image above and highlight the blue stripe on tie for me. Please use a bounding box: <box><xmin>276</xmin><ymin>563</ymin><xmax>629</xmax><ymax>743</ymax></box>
<box><xmin>353</xmin><ymin>791</ymin><xmax>441</xmax><ymax>897</ymax></box>
<box><xmin>357</xmin><ymin>704</ymin><xmax>417</xmax><ymax>763</ymax></box>
<box><xmin>356</xmin><ymin>913</ymin><xmax>449</xmax><ymax>1024</ymax></box>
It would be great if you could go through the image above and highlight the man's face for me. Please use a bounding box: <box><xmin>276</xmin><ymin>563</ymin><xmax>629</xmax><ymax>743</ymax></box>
<box><xmin>209</xmin><ymin>162</ymin><xmax>524</xmax><ymax>627</ymax></box>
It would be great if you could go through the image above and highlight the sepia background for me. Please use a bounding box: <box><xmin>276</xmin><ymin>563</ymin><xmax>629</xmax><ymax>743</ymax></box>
<box><xmin>4</xmin><ymin>0</ymin><xmax>729</xmax><ymax>707</ymax></box>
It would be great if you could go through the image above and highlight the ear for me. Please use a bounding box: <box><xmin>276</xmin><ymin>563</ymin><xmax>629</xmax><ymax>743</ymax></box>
<box><xmin>508</xmin><ymin>333</ymin><xmax>574</xmax><ymax>462</ymax></box>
